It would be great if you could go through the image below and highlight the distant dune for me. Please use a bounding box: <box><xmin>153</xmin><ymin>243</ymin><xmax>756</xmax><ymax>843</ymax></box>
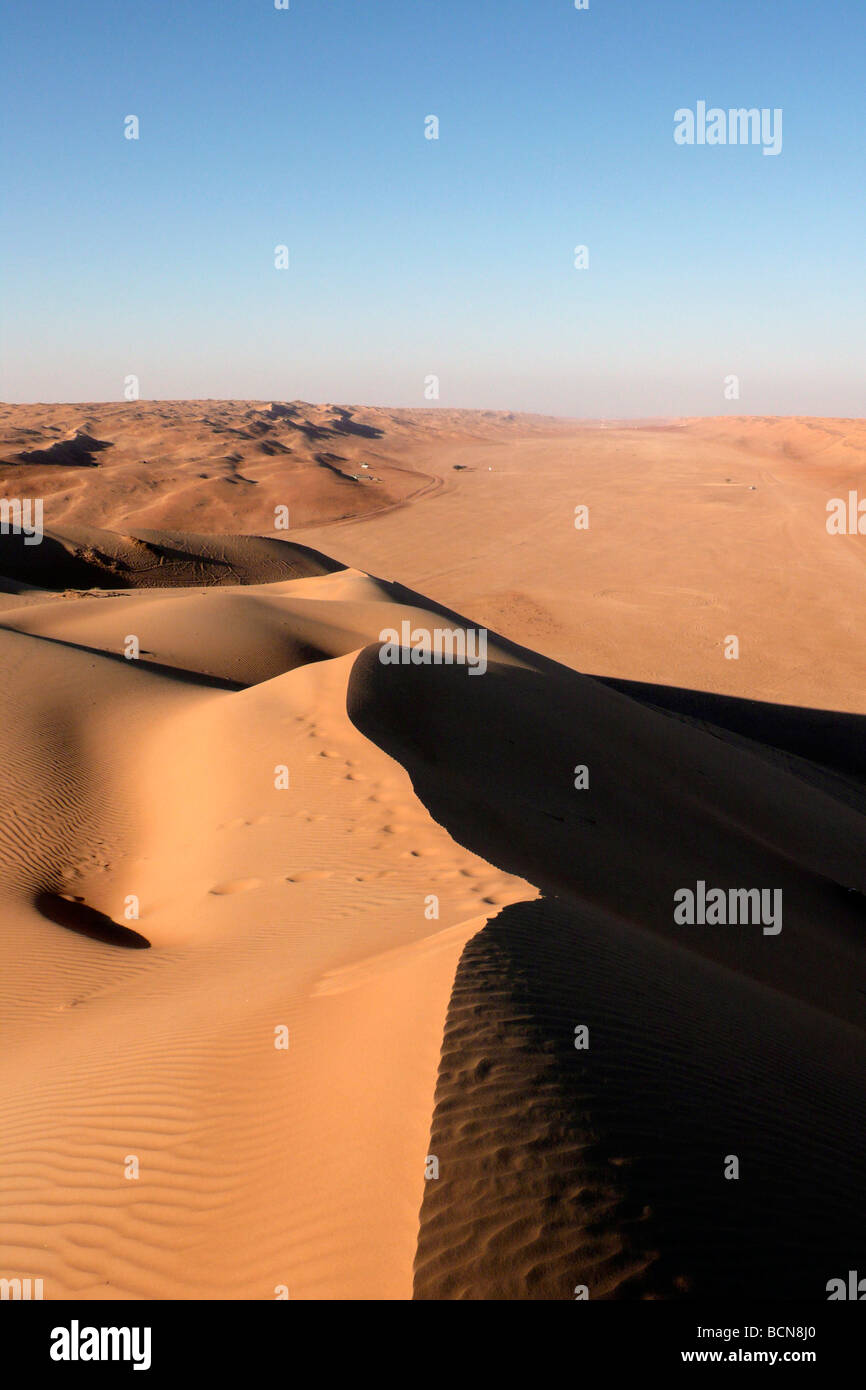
<box><xmin>0</xmin><ymin>403</ymin><xmax>863</xmax><ymax>1298</ymax></box>
<box><xmin>0</xmin><ymin>399</ymin><xmax>574</xmax><ymax>537</ymax></box>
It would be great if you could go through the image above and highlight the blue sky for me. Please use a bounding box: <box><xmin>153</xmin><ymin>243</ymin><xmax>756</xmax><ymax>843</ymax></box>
<box><xmin>2</xmin><ymin>0</ymin><xmax>863</xmax><ymax>414</ymax></box>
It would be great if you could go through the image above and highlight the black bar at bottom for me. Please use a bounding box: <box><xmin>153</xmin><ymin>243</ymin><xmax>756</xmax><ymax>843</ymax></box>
<box><xmin>4</xmin><ymin>1300</ymin><xmax>862</xmax><ymax>1375</ymax></box>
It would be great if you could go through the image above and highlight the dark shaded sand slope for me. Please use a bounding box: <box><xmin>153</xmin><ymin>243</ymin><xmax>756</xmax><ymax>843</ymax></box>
<box><xmin>347</xmin><ymin>645</ymin><xmax>866</xmax><ymax>1299</ymax></box>
<box><xmin>412</xmin><ymin>896</ymin><xmax>866</xmax><ymax>1299</ymax></box>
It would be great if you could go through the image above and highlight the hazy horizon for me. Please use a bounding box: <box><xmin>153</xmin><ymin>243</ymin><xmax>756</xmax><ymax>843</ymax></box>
<box><xmin>2</xmin><ymin>396</ymin><xmax>864</xmax><ymax>424</ymax></box>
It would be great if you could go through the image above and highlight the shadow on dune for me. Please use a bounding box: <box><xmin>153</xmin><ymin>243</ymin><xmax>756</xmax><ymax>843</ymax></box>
<box><xmin>0</xmin><ymin>533</ymin><xmax>130</xmax><ymax>590</ymax></box>
<box><xmin>412</xmin><ymin>895</ymin><xmax>866</xmax><ymax>1299</ymax></box>
<box><xmin>330</xmin><ymin>408</ymin><xmax>384</xmax><ymax>439</ymax></box>
<box><xmin>346</xmin><ymin>647</ymin><xmax>866</xmax><ymax>1001</ymax></box>
<box><xmin>36</xmin><ymin>892</ymin><xmax>150</xmax><ymax>949</ymax></box>
<box><xmin>7</xmin><ymin>432</ymin><xmax>113</xmax><ymax>468</ymax></box>
<box><xmin>263</xmin><ymin>403</ymin><xmax>384</xmax><ymax>442</ymax></box>
<box><xmin>346</xmin><ymin>641</ymin><xmax>866</xmax><ymax>1298</ymax></box>
<box><xmin>594</xmin><ymin>674</ymin><xmax>866</xmax><ymax>782</ymax></box>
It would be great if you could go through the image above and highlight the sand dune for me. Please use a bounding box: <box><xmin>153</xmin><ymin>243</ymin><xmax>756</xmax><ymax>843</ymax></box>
<box><xmin>0</xmin><ymin>532</ymin><xmax>533</xmax><ymax>1298</ymax></box>
<box><xmin>0</xmin><ymin>523</ymin><xmax>343</xmax><ymax>591</ymax></box>
<box><xmin>0</xmin><ymin>405</ymin><xmax>863</xmax><ymax>1299</ymax></box>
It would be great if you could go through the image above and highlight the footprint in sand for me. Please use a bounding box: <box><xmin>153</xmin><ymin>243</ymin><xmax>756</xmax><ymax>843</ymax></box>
<box><xmin>286</xmin><ymin>870</ymin><xmax>333</xmax><ymax>883</ymax></box>
<box><xmin>209</xmin><ymin>879</ymin><xmax>263</xmax><ymax>895</ymax></box>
